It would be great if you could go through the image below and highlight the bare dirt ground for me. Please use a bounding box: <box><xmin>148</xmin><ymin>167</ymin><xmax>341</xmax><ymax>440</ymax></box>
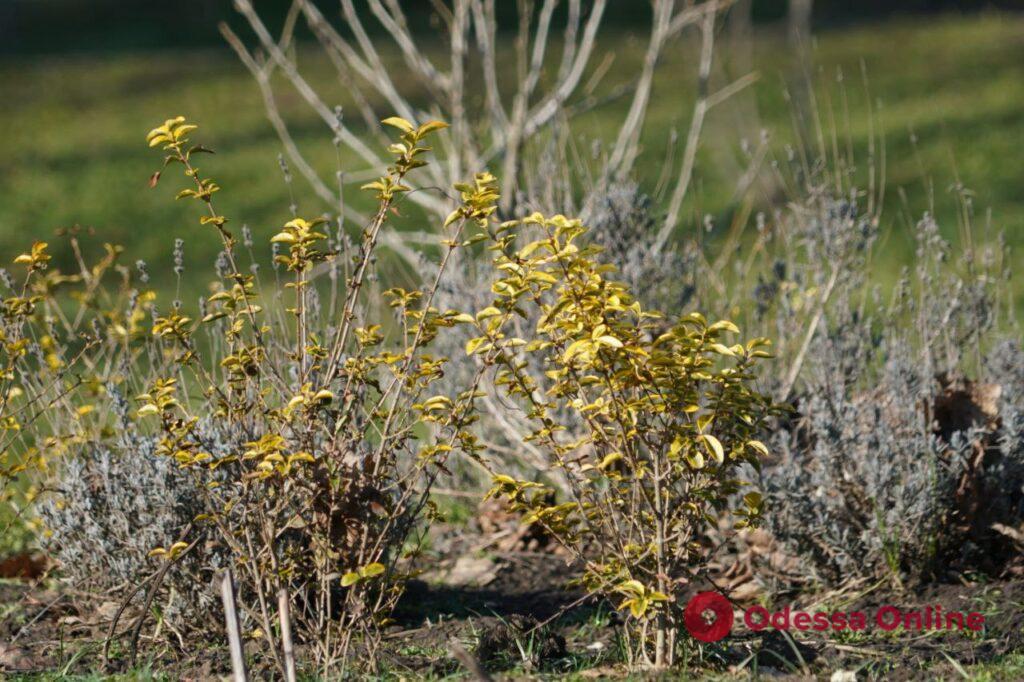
<box><xmin>3</xmin><ymin>516</ymin><xmax>1024</xmax><ymax>679</ymax></box>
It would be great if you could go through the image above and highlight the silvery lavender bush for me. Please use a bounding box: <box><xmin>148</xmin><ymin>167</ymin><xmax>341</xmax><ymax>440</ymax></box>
<box><xmin>757</xmin><ymin>192</ymin><xmax>1023</xmax><ymax>585</ymax></box>
<box><xmin>582</xmin><ymin>181</ymin><xmax>697</xmax><ymax>316</ymax></box>
<box><xmin>38</xmin><ymin>405</ymin><xmax>241</xmax><ymax>632</ymax></box>
<box><xmin>983</xmin><ymin>340</ymin><xmax>1024</xmax><ymax>524</ymax></box>
<box><xmin>38</xmin><ymin>440</ymin><xmax>222</xmax><ymax>629</ymax></box>
<box><xmin>763</xmin><ymin>334</ymin><xmax>966</xmax><ymax>584</ymax></box>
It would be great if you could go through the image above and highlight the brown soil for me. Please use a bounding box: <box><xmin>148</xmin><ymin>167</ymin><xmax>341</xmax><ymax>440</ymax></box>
<box><xmin>2</xmin><ymin>539</ymin><xmax>1022</xmax><ymax>679</ymax></box>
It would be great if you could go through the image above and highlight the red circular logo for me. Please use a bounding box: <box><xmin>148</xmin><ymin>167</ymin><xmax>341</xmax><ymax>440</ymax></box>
<box><xmin>683</xmin><ymin>591</ymin><xmax>734</xmax><ymax>642</ymax></box>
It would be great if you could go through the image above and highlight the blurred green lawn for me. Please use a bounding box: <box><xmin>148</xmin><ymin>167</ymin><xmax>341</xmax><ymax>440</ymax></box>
<box><xmin>0</xmin><ymin>12</ymin><xmax>1021</xmax><ymax>299</ymax></box>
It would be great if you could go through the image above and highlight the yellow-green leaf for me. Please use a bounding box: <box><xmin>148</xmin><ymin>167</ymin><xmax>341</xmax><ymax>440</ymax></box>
<box><xmin>563</xmin><ymin>339</ymin><xmax>592</xmax><ymax>362</ymax></box>
<box><xmin>709</xmin><ymin>343</ymin><xmax>735</xmax><ymax>357</ymax></box>
<box><xmin>417</xmin><ymin>120</ymin><xmax>449</xmax><ymax>135</ymax></box>
<box><xmin>360</xmin><ymin>562</ymin><xmax>386</xmax><ymax>578</ymax></box>
<box><xmin>708</xmin><ymin>320</ymin><xmax>740</xmax><ymax>334</ymax></box>
<box><xmin>701</xmin><ymin>434</ymin><xmax>725</xmax><ymax>463</ymax></box>
<box><xmin>746</xmin><ymin>440</ymin><xmax>770</xmax><ymax>457</ymax></box>
<box><xmin>443</xmin><ymin>209</ymin><xmax>463</xmax><ymax>227</ymax></box>
<box><xmin>381</xmin><ymin>116</ymin><xmax>415</xmax><ymax>133</ymax></box>
<box><xmin>618</xmin><ymin>579</ymin><xmax>645</xmax><ymax>596</ymax></box>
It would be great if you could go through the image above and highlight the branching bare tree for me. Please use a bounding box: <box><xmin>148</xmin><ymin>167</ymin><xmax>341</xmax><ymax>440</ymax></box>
<box><xmin>222</xmin><ymin>0</ymin><xmax>751</xmax><ymax>240</ymax></box>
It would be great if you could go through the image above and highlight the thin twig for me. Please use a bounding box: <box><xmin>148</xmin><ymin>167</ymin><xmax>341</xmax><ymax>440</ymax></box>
<box><xmin>779</xmin><ymin>266</ymin><xmax>841</xmax><ymax>401</ymax></box>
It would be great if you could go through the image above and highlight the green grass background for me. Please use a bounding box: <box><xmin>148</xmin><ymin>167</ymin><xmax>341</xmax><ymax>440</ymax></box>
<box><xmin>0</xmin><ymin>12</ymin><xmax>1021</xmax><ymax>300</ymax></box>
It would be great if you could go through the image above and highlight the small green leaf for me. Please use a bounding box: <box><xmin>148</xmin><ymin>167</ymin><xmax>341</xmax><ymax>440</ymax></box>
<box><xmin>708</xmin><ymin>343</ymin><xmax>735</xmax><ymax>357</ymax></box>
<box><xmin>360</xmin><ymin>562</ymin><xmax>386</xmax><ymax>578</ymax></box>
<box><xmin>417</xmin><ymin>120</ymin><xmax>449</xmax><ymax>135</ymax></box>
<box><xmin>137</xmin><ymin>404</ymin><xmax>160</xmax><ymax>418</ymax></box>
<box><xmin>708</xmin><ymin>320</ymin><xmax>740</xmax><ymax>334</ymax></box>
<box><xmin>746</xmin><ymin>440</ymin><xmax>770</xmax><ymax>457</ymax></box>
<box><xmin>443</xmin><ymin>209</ymin><xmax>463</xmax><ymax>227</ymax></box>
<box><xmin>381</xmin><ymin>116</ymin><xmax>415</xmax><ymax>133</ymax></box>
<box><xmin>618</xmin><ymin>579</ymin><xmax>645</xmax><ymax>596</ymax></box>
<box><xmin>701</xmin><ymin>434</ymin><xmax>725</xmax><ymax>464</ymax></box>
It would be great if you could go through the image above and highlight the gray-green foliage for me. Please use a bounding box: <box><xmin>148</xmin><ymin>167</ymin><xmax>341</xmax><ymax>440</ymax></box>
<box><xmin>38</xmin><ymin>411</ymin><xmax>240</xmax><ymax>631</ymax></box>
<box><xmin>758</xmin><ymin>201</ymin><xmax>1024</xmax><ymax>584</ymax></box>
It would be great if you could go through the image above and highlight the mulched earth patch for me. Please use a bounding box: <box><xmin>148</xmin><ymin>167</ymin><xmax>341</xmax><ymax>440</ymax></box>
<box><xmin>2</xmin><ymin>534</ymin><xmax>1023</xmax><ymax>679</ymax></box>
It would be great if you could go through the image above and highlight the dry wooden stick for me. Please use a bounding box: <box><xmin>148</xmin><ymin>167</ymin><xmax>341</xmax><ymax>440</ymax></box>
<box><xmin>221</xmin><ymin>569</ymin><xmax>248</xmax><ymax>682</ymax></box>
<box><xmin>278</xmin><ymin>588</ymin><xmax>297</xmax><ymax>682</ymax></box>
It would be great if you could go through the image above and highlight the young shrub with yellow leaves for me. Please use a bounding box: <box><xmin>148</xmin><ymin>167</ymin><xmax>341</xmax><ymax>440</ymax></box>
<box><xmin>464</xmin><ymin>192</ymin><xmax>777</xmax><ymax>669</ymax></box>
<box><xmin>99</xmin><ymin>114</ymin><xmax>483</xmax><ymax>674</ymax></box>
